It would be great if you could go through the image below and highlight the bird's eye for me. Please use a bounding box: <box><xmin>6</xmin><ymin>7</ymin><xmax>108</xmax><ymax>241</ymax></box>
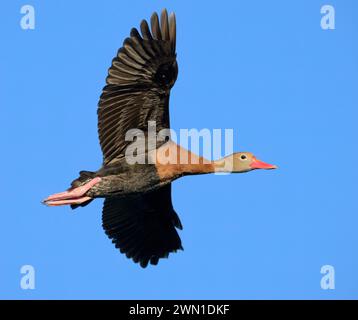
<box><xmin>240</xmin><ymin>154</ymin><xmax>247</xmax><ymax>160</ymax></box>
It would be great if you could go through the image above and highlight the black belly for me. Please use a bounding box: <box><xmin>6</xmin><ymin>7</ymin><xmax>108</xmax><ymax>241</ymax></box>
<box><xmin>86</xmin><ymin>161</ymin><xmax>162</xmax><ymax>198</ymax></box>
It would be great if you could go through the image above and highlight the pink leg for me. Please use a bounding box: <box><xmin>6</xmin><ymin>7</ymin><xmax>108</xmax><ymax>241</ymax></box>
<box><xmin>45</xmin><ymin>196</ymin><xmax>93</xmax><ymax>207</ymax></box>
<box><xmin>43</xmin><ymin>177</ymin><xmax>101</xmax><ymax>207</ymax></box>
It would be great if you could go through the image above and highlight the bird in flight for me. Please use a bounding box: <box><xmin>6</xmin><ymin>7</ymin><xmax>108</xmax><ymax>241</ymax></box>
<box><xmin>43</xmin><ymin>9</ymin><xmax>277</xmax><ymax>268</ymax></box>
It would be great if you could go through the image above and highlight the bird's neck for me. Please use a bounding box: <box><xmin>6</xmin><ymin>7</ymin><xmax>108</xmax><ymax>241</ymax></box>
<box><xmin>154</xmin><ymin>142</ymin><xmax>234</xmax><ymax>180</ymax></box>
<box><xmin>182</xmin><ymin>157</ymin><xmax>236</xmax><ymax>174</ymax></box>
<box><xmin>157</xmin><ymin>159</ymin><xmax>234</xmax><ymax>180</ymax></box>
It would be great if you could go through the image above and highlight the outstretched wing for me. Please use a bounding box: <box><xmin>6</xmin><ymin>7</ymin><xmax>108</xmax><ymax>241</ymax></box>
<box><xmin>98</xmin><ymin>9</ymin><xmax>178</xmax><ymax>165</ymax></box>
<box><xmin>102</xmin><ymin>184</ymin><xmax>183</xmax><ymax>268</ymax></box>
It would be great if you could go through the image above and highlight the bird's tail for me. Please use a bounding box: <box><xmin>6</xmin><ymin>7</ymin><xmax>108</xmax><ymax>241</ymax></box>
<box><xmin>69</xmin><ymin>170</ymin><xmax>96</xmax><ymax>209</ymax></box>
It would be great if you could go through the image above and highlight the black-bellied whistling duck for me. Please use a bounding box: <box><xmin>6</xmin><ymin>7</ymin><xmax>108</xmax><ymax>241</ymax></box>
<box><xmin>43</xmin><ymin>9</ymin><xmax>277</xmax><ymax>268</ymax></box>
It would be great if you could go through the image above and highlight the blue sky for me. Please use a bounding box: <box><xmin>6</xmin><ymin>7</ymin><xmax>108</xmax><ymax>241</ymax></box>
<box><xmin>1</xmin><ymin>0</ymin><xmax>357</xmax><ymax>299</ymax></box>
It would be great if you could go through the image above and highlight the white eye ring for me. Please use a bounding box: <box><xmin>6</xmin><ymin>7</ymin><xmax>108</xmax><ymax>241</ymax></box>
<box><xmin>240</xmin><ymin>154</ymin><xmax>247</xmax><ymax>161</ymax></box>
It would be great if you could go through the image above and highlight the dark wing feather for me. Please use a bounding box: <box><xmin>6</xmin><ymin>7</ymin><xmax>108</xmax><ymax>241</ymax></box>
<box><xmin>102</xmin><ymin>184</ymin><xmax>183</xmax><ymax>268</ymax></box>
<box><xmin>98</xmin><ymin>9</ymin><xmax>178</xmax><ymax>165</ymax></box>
